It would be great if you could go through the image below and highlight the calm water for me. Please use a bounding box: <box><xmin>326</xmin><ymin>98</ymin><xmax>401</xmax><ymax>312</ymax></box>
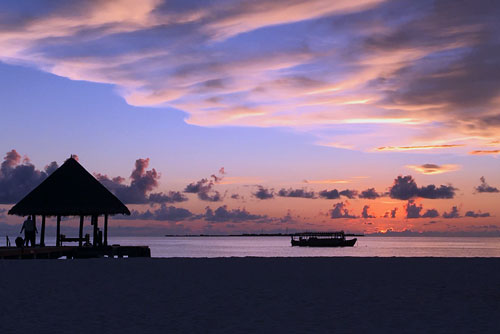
<box><xmin>103</xmin><ymin>236</ymin><xmax>500</xmax><ymax>258</ymax></box>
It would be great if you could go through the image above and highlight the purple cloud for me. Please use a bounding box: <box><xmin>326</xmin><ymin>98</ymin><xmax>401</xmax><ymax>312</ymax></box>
<box><xmin>204</xmin><ymin>205</ymin><xmax>266</xmax><ymax>223</ymax></box>
<box><xmin>253</xmin><ymin>186</ymin><xmax>274</xmax><ymax>200</ymax></box>
<box><xmin>0</xmin><ymin>149</ymin><xmax>58</xmax><ymax>204</ymax></box>
<box><xmin>389</xmin><ymin>175</ymin><xmax>455</xmax><ymax>200</ymax></box>
<box><xmin>126</xmin><ymin>204</ymin><xmax>193</xmax><ymax>221</ymax></box>
<box><xmin>96</xmin><ymin>158</ymin><xmax>181</xmax><ymax>204</ymax></box>
<box><xmin>475</xmin><ymin>176</ymin><xmax>499</xmax><ymax>193</ymax></box>
<box><xmin>405</xmin><ymin>200</ymin><xmax>439</xmax><ymax>219</ymax></box>
<box><xmin>361</xmin><ymin>205</ymin><xmax>375</xmax><ymax>219</ymax></box>
<box><xmin>329</xmin><ymin>202</ymin><xmax>356</xmax><ymax>219</ymax></box>
<box><xmin>318</xmin><ymin>189</ymin><xmax>340</xmax><ymax>199</ymax></box>
<box><xmin>0</xmin><ymin>0</ymin><xmax>499</xmax><ymax>150</ymax></box>
<box><xmin>443</xmin><ymin>206</ymin><xmax>460</xmax><ymax>219</ymax></box>
<box><xmin>184</xmin><ymin>169</ymin><xmax>225</xmax><ymax>202</ymax></box>
<box><xmin>277</xmin><ymin>188</ymin><xmax>315</xmax><ymax>199</ymax></box>
<box><xmin>465</xmin><ymin>210</ymin><xmax>490</xmax><ymax>218</ymax></box>
<box><xmin>359</xmin><ymin>188</ymin><xmax>381</xmax><ymax>199</ymax></box>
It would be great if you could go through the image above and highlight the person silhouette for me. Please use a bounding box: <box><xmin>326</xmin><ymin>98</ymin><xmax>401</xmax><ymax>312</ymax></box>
<box><xmin>20</xmin><ymin>215</ymin><xmax>37</xmax><ymax>247</ymax></box>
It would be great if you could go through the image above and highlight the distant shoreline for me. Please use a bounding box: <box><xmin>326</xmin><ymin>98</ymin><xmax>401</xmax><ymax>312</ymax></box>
<box><xmin>164</xmin><ymin>233</ymin><xmax>364</xmax><ymax>237</ymax></box>
<box><xmin>164</xmin><ymin>233</ymin><xmax>500</xmax><ymax>237</ymax></box>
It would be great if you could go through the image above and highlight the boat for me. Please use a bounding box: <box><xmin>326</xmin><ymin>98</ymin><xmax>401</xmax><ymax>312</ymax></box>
<box><xmin>291</xmin><ymin>231</ymin><xmax>357</xmax><ymax>247</ymax></box>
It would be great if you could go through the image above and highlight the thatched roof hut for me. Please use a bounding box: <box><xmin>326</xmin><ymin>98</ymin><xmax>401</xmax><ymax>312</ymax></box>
<box><xmin>9</xmin><ymin>157</ymin><xmax>130</xmax><ymax>247</ymax></box>
<box><xmin>9</xmin><ymin>157</ymin><xmax>130</xmax><ymax>216</ymax></box>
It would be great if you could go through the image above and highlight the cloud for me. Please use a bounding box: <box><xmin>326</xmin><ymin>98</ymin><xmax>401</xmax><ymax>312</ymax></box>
<box><xmin>406</xmin><ymin>164</ymin><xmax>459</xmax><ymax>175</ymax></box>
<box><xmin>184</xmin><ymin>169</ymin><xmax>225</xmax><ymax>202</ymax></box>
<box><xmin>464</xmin><ymin>210</ymin><xmax>491</xmax><ymax>218</ymax></box>
<box><xmin>148</xmin><ymin>191</ymin><xmax>188</xmax><ymax>204</ymax></box>
<box><xmin>277</xmin><ymin>188</ymin><xmax>315</xmax><ymax>199</ymax></box>
<box><xmin>361</xmin><ymin>205</ymin><xmax>375</xmax><ymax>218</ymax></box>
<box><xmin>124</xmin><ymin>203</ymin><xmax>266</xmax><ymax>223</ymax></box>
<box><xmin>317</xmin><ymin>188</ymin><xmax>358</xmax><ymax>199</ymax></box>
<box><xmin>390</xmin><ymin>207</ymin><xmax>397</xmax><ymax>218</ymax></box>
<box><xmin>203</xmin><ymin>205</ymin><xmax>266</xmax><ymax>223</ymax></box>
<box><xmin>405</xmin><ymin>200</ymin><xmax>422</xmax><ymax>219</ymax></box>
<box><xmin>303</xmin><ymin>179</ymin><xmax>350</xmax><ymax>184</ymax></box>
<box><xmin>389</xmin><ymin>175</ymin><xmax>455</xmax><ymax>200</ymax></box>
<box><xmin>405</xmin><ymin>200</ymin><xmax>439</xmax><ymax>219</ymax></box>
<box><xmin>377</xmin><ymin>145</ymin><xmax>464</xmax><ymax>151</ymax></box>
<box><xmin>96</xmin><ymin>158</ymin><xmax>169</xmax><ymax>204</ymax></box>
<box><xmin>383</xmin><ymin>208</ymin><xmax>398</xmax><ymax>218</ymax></box>
<box><xmin>475</xmin><ymin>176</ymin><xmax>499</xmax><ymax>193</ymax></box>
<box><xmin>253</xmin><ymin>186</ymin><xmax>274</xmax><ymax>200</ymax></box>
<box><xmin>358</xmin><ymin>188</ymin><xmax>381</xmax><ymax>199</ymax></box>
<box><xmin>126</xmin><ymin>204</ymin><xmax>193</xmax><ymax>221</ymax></box>
<box><xmin>2</xmin><ymin>1</ymin><xmax>500</xmax><ymax>149</ymax></box>
<box><xmin>329</xmin><ymin>201</ymin><xmax>356</xmax><ymax>219</ymax></box>
<box><xmin>443</xmin><ymin>206</ymin><xmax>460</xmax><ymax>219</ymax></box>
<box><xmin>339</xmin><ymin>189</ymin><xmax>358</xmax><ymax>199</ymax></box>
<box><xmin>318</xmin><ymin>189</ymin><xmax>340</xmax><ymax>199</ymax></box>
<box><xmin>0</xmin><ymin>149</ymin><xmax>185</xmax><ymax>206</ymax></box>
<box><xmin>276</xmin><ymin>210</ymin><xmax>296</xmax><ymax>224</ymax></box>
<box><xmin>0</xmin><ymin>149</ymin><xmax>59</xmax><ymax>204</ymax></box>
<box><xmin>421</xmin><ymin>209</ymin><xmax>439</xmax><ymax>218</ymax></box>
<box><xmin>469</xmin><ymin>150</ymin><xmax>500</xmax><ymax>155</ymax></box>
<box><xmin>96</xmin><ymin>158</ymin><xmax>189</xmax><ymax>205</ymax></box>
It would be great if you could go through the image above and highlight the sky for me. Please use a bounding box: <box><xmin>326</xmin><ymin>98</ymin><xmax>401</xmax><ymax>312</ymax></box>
<box><xmin>0</xmin><ymin>0</ymin><xmax>499</xmax><ymax>235</ymax></box>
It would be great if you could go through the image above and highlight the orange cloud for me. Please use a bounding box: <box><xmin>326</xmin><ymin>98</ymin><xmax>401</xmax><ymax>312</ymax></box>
<box><xmin>469</xmin><ymin>150</ymin><xmax>500</xmax><ymax>155</ymax></box>
<box><xmin>376</xmin><ymin>144</ymin><xmax>465</xmax><ymax>151</ymax></box>
<box><xmin>406</xmin><ymin>164</ymin><xmax>460</xmax><ymax>175</ymax></box>
<box><xmin>303</xmin><ymin>179</ymin><xmax>350</xmax><ymax>184</ymax></box>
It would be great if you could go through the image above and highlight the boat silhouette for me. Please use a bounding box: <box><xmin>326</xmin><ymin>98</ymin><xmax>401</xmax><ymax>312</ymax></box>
<box><xmin>291</xmin><ymin>231</ymin><xmax>357</xmax><ymax>247</ymax></box>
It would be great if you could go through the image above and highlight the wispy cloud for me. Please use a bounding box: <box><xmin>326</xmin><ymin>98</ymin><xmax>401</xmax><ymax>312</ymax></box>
<box><xmin>469</xmin><ymin>150</ymin><xmax>500</xmax><ymax>155</ymax></box>
<box><xmin>406</xmin><ymin>164</ymin><xmax>460</xmax><ymax>175</ymax></box>
<box><xmin>1</xmin><ymin>0</ymin><xmax>499</xmax><ymax>150</ymax></box>
<box><xmin>377</xmin><ymin>144</ymin><xmax>464</xmax><ymax>152</ymax></box>
<box><xmin>303</xmin><ymin>179</ymin><xmax>350</xmax><ymax>184</ymax></box>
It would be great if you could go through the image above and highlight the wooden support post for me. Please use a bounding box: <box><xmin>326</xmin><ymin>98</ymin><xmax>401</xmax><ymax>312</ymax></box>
<box><xmin>79</xmin><ymin>216</ymin><xmax>84</xmax><ymax>247</ymax></box>
<box><xmin>40</xmin><ymin>215</ymin><xmax>46</xmax><ymax>247</ymax></box>
<box><xmin>104</xmin><ymin>214</ymin><xmax>108</xmax><ymax>246</ymax></box>
<box><xmin>56</xmin><ymin>215</ymin><xmax>61</xmax><ymax>247</ymax></box>
<box><xmin>32</xmin><ymin>215</ymin><xmax>37</xmax><ymax>246</ymax></box>
<box><xmin>93</xmin><ymin>215</ymin><xmax>98</xmax><ymax>247</ymax></box>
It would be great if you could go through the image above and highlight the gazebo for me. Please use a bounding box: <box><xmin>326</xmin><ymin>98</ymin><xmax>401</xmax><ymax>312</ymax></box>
<box><xmin>8</xmin><ymin>156</ymin><xmax>130</xmax><ymax>247</ymax></box>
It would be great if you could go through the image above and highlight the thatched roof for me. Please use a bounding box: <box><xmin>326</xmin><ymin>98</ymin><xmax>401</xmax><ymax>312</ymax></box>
<box><xmin>8</xmin><ymin>157</ymin><xmax>130</xmax><ymax>217</ymax></box>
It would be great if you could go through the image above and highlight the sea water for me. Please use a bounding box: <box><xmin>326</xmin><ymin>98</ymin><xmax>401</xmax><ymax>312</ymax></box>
<box><xmin>103</xmin><ymin>236</ymin><xmax>500</xmax><ymax>258</ymax></box>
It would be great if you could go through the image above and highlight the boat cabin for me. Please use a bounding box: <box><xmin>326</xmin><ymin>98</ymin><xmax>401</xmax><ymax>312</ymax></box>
<box><xmin>291</xmin><ymin>231</ymin><xmax>357</xmax><ymax>247</ymax></box>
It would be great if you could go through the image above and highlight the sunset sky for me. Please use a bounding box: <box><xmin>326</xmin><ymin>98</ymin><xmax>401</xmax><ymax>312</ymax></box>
<box><xmin>1</xmin><ymin>0</ymin><xmax>499</xmax><ymax>235</ymax></box>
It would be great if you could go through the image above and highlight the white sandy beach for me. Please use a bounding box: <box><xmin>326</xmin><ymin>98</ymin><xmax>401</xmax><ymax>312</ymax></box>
<box><xmin>0</xmin><ymin>257</ymin><xmax>499</xmax><ymax>333</ymax></box>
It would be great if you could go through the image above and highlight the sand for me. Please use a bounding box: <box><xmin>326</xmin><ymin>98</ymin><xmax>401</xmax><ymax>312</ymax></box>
<box><xmin>0</xmin><ymin>257</ymin><xmax>499</xmax><ymax>333</ymax></box>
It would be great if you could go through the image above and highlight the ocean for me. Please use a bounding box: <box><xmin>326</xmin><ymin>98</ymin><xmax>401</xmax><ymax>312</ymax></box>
<box><xmin>104</xmin><ymin>236</ymin><xmax>500</xmax><ymax>258</ymax></box>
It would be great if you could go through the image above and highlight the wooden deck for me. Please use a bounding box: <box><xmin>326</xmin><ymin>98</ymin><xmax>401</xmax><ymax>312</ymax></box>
<box><xmin>0</xmin><ymin>245</ymin><xmax>151</xmax><ymax>259</ymax></box>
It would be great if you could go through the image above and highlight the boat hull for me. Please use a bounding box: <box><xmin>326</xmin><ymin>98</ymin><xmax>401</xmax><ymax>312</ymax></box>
<box><xmin>291</xmin><ymin>238</ymin><xmax>357</xmax><ymax>247</ymax></box>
